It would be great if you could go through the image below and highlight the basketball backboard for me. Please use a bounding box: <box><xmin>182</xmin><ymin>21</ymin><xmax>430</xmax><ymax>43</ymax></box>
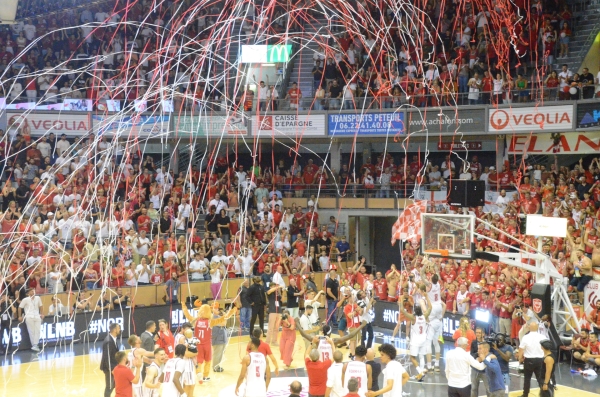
<box><xmin>420</xmin><ymin>213</ymin><xmax>475</xmax><ymax>259</ymax></box>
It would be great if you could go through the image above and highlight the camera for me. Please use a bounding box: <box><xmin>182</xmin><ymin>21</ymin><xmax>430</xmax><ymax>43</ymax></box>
<box><xmin>482</xmin><ymin>331</ymin><xmax>499</xmax><ymax>344</ymax></box>
<box><xmin>282</xmin><ymin>313</ymin><xmax>289</xmax><ymax>321</ymax></box>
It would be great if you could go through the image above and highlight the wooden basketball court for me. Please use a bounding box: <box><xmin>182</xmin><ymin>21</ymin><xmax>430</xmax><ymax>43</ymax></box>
<box><xmin>0</xmin><ymin>333</ymin><xmax>311</xmax><ymax>397</ymax></box>
<box><xmin>3</xmin><ymin>333</ymin><xmax>599</xmax><ymax>397</ymax></box>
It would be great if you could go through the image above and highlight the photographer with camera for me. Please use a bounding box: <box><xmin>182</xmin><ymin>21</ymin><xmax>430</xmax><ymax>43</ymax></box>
<box><xmin>491</xmin><ymin>334</ymin><xmax>514</xmax><ymax>393</ymax></box>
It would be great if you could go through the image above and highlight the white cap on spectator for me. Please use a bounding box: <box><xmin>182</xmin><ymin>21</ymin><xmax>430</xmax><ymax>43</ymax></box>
<box><xmin>47</xmin><ymin>212</ymin><xmax>54</xmax><ymax>216</ymax></box>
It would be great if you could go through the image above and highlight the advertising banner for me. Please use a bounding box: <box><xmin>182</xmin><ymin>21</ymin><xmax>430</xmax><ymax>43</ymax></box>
<box><xmin>92</xmin><ymin>114</ymin><xmax>170</xmax><ymax>138</ymax></box>
<box><xmin>372</xmin><ymin>299</ymin><xmax>463</xmax><ymax>339</ymax></box>
<box><xmin>1</xmin><ymin>305</ymin><xmax>194</xmax><ymax>350</ymax></box>
<box><xmin>584</xmin><ymin>280</ymin><xmax>600</xmax><ymax>316</ymax></box>
<box><xmin>488</xmin><ymin>105</ymin><xmax>573</xmax><ymax>132</ymax></box>
<box><xmin>437</xmin><ymin>141</ymin><xmax>482</xmax><ymax>151</ymax></box>
<box><xmin>241</xmin><ymin>45</ymin><xmax>292</xmax><ymax>63</ymax></box>
<box><xmin>328</xmin><ymin>112</ymin><xmax>405</xmax><ymax>136</ymax></box>
<box><xmin>7</xmin><ymin>111</ymin><xmax>92</xmax><ymax>136</ymax></box>
<box><xmin>507</xmin><ymin>132</ymin><xmax>600</xmax><ymax>154</ymax></box>
<box><xmin>252</xmin><ymin>114</ymin><xmax>325</xmax><ymax>137</ymax></box>
<box><xmin>407</xmin><ymin>108</ymin><xmax>486</xmax><ymax>134</ymax></box>
<box><xmin>576</xmin><ymin>102</ymin><xmax>600</xmax><ymax>128</ymax></box>
<box><xmin>174</xmin><ymin>113</ymin><xmax>248</xmax><ymax>136</ymax></box>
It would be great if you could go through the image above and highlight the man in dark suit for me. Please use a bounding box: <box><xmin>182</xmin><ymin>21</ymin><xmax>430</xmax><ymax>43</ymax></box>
<box><xmin>140</xmin><ymin>320</ymin><xmax>156</xmax><ymax>378</ymax></box>
<box><xmin>100</xmin><ymin>323</ymin><xmax>121</xmax><ymax>397</ymax></box>
<box><xmin>248</xmin><ymin>276</ymin><xmax>266</xmax><ymax>336</ymax></box>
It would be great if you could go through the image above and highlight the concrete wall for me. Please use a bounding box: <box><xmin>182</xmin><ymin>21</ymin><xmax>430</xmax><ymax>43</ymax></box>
<box><xmin>578</xmin><ymin>32</ymin><xmax>600</xmax><ymax>74</ymax></box>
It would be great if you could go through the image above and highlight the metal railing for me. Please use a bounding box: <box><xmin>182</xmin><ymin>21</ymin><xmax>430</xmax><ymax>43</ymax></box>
<box><xmin>12</xmin><ymin>86</ymin><xmax>596</xmax><ymax>114</ymax></box>
<box><xmin>250</xmin><ymin>182</ymin><xmax>519</xmax><ymax>200</ymax></box>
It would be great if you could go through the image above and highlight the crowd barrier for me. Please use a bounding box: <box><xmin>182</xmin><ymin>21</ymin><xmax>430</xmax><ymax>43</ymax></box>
<box><xmin>4</xmin><ymin>99</ymin><xmax>600</xmax><ymax>138</ymax></box>
<box><xmin>3</xmin><ymin>273</ymin><xmax>327</xmax><ymax>350</ymax></box>
<box><xmin>372</xmin><ymin>299</ymin><xmax>463</xmax><ymax>341</ymax></box>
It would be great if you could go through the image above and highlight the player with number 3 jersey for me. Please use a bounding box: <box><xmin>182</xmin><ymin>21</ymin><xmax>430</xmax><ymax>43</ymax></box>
<box><xmin>400</xmin><ymin>289</ymin><xmax>432</xmax><ymax>381</ymax></box>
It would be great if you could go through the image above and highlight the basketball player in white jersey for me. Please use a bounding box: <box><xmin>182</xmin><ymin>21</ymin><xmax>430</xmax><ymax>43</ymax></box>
<box><xmin>173</xmin><ymin>322</ymin><xmax>196</xmax><ymax>395</ymax></box>
<box><xmin>420</xmin><ymin>256</ymin><xmax>441</xmax><ymax>303</ymax></box>
<box><xmin>143</xmin><ymin>347</ymin><xmax>168</xmax><ymax>397</ymax></box>
<box><xmin>235</xmin><ymin>337</ymin><xmax>271</xmax><ymax>397</ymax></box>
<box><xmin>296</xmin><ymin>321</ymin><xmax>367</xmax><ymax>361</ymax></box>
<box><xmin>425</xmin><ymin>297</ymin><xmax>446</xmax><ymax>372</ymax></box>
<box><xmin>325</xmin><ymin>350</ymin><xmax>345</xmax><ymax>397</ymax></box>
<box><xmin>400</xmin><ymin>290</ymin><xmax>431</xmax><ymax>381</ymax></box>
<box><xmin>127</xmin><ymin>334</ymin><xmax>157</xmax><ymax>397</ymax></box>
<box><xmin>173</xmin><ymin>322</ymin><xmax>192</xmax><ymax>348</ymax></box>
<box><xmin>162</xmin><ymin>345</ymin><xmax>188</xmax><ymax>397</ymax></box>
<box><xmin>342</xmin><ymin>345</ymin><xmax>372</xmax><ymax>397</ymax></box>
<box><xmin>182</xmin><ymin>328</ymin><xmax>200</xmax><ymax>397</ymax></box>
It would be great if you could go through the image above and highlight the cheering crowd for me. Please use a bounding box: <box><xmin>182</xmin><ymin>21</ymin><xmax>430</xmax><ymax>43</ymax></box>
<box><xmin>1</xmin><ymin>0</ymin><xmax>599</xmax><ymax>111</ymax></box>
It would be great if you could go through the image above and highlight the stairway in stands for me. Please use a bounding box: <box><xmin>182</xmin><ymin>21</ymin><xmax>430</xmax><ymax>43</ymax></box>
<box><xmin>209</xmin><ymin>24</ymin><xmax>248</xmax><ymax>99</ymax></box>
<box><xmin>557</xmin><ymin>4</ymin><xmax>600</xmax><ymax>72</ymax></box>
<box><xmin>287</xmin><ymin>16</ymin><xmax>331</xmax><ymax>99</ymax></box>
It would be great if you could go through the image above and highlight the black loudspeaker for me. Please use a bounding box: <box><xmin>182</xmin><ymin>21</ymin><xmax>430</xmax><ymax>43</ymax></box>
<box><xmin>465</xmin><ymin>180</ymin><xmax>485</xmax><ymax>207</ymax></box>
<box><xmin>447</xmin><ymin>180</ymin><xmax>485</xmax><ymax>207</ymax></box>
<box><xmin>531</xmin><ymin>284</ymin><xmax>552</xmax><ymax>318</ymax></box>
<box><xmin>448</xmin><ymin>180</ymin><xmax>468</xmax><ymax>206</ymax></box>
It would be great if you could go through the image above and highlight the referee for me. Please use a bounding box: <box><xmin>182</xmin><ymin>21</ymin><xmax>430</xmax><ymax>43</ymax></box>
<box><xmin>517</xmin><ymin>322</ymin><xmax>546</xmax><ymax>397</ymax></box>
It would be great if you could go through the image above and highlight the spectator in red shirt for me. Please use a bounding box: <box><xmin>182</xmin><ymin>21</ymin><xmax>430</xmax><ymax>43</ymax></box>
<box><xmin>155</xmin><ymin>319</ymin><xmax>175</xmax><ymax>358</ymax></box>
<box><xmin>137</xmin><ymin>208</ymin><xmax>151</xmax><ymax>232</ymax></box>
<box><xmin>271</xmin><ymin>204</ymin><xmax>283</xmax><ymax>227</ymax></box>
<box><xmin>305</xmin><ymin>336</ymin><xmax>334</xmax><ymax>396</ymax></box>
<box><xmin>496</xmin><ymin>286</ymin><xmax>515</xmax><ymax>336</ymax></box>
<box><xmin>373</xmin><ymin>272</ymin><xmax>388</xmax><ymax>300</ymax></box>
<box><xmin>285</xmin><ymin>82</ymin><xmax>302</xmax><ymax>109</ymax></box>
<box><xmin>113</xmin><ymin>351</ymin><xmax>142</xmax><ymax>397</ymax></box>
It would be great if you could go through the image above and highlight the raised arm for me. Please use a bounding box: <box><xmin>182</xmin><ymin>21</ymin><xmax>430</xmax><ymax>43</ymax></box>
<box><xmin>182</xmin><ymin>304</ymin><xmax>199</xmax><ymax>325</ymax></box>
<box><xmin>334</xmin><ymin>321</ymin><xmax>367</xmax><ymax>346</ymax></box>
